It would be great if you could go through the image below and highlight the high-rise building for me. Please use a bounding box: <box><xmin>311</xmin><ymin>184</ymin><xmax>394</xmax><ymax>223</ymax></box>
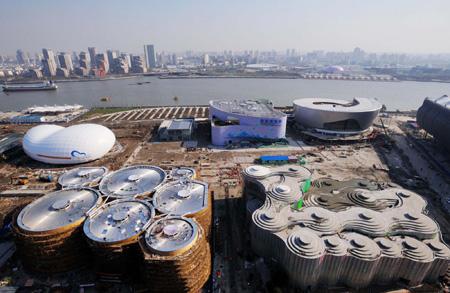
<box><xmin>144</xmin><ymin>44</ymin><xmax>156</xmax><ymax>69</ymax></box>
<box><xmin>171</xmin><ymin>53</ymin><xmax>177</xmax><ymax>65</ymax></box>
<box><xmin>35</xmin><ymin>53</ymin><xmax>43</xmax><ymax>65</ymax></box>
<box><xmin>71</xmin><ymin>52</ymin><xmax>79</xmax><ymax>66</ymax></box>
<box><xmin>112</xmin><ymin>56</ymin><xmax>129</xmax><ymax>74</ymax></box>
<box><xmin>79</xmin><ymin>51</ymin><xmax>90</xmax><ymax>70</ymax></box>
<box><xmin>16</xmin><ymin>49</ymin><xmax>29</xmax><ymax>65</ymax></box>
<box><xmin>203</xmin><ymin>54</ymin><xmax>210</xmax><ymax>65</ymax></box>
<box><xmin>42</xmin><ymin>48</ymin><xmax>57</xmax><ymax>77</ymax></box>
<box><xmin>95</xmin><ymin>53</ymin><xmax>109</xmax><ymax>73</ymax></box>
<box><xmin>106</xmin><ymin>50</ymin><xmax>118</xmax><ymax>72</ymax></box>
<box><xmin>130</xmin><ymin>55</ymin><xmax>146</xmax><ymax>73</ymax></box>
<box><xmin>58</xmin><ymin>53</ymin><xmax>73</xmax><ymax>72</ymax></box>
<box><xmin>121</xmin><ymin>53</ymin><xmax>131</xmax><ymax>68</ymax></box>
<box><xmin>56</xmin><ymin>67</ymin><xmax>69</xmax><ymax>78</ymax></box>
<box><xmin>88</xmin><ymin>47</ymin><xmax>97</xmax><ymax>68</ymax></box>
<box><xmin>42</xmin><ymin>48</ymin><xmax>54</xmax><ymax>60</ymax></box>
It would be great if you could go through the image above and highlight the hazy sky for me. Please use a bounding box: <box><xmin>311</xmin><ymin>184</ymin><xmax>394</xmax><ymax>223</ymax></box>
<box><xmin>1</xmin><ymin>0</ymin><xmax>450</xmax><ymax>55</ymax></box>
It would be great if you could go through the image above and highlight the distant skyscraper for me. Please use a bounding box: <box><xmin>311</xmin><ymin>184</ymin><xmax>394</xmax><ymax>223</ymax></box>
<box><xmin>95</xmin><ymin>53</ymin><xmax>109</xmax><ymax>73</ymax></box>
<box><xmin>42</xmin><ymin>48</ymin><xmax>54</xmax><ymax>60</ymax></box>
<box><xmin>16</xmin><ymin>49</ymin><xmax>28</xmax><ymax>65</ymax></box>
<box><xmin>112</xmin><ymin>56</ymin><xmax>129</xmax><ymax>74</ymax></box>
<box><xmin>171</xmin><ymin>53</ymin><xmax>177</xmax><ymax>65</ymax></box>
<box><xmin>106</xmin><ymin>50</ymin><xmax>118</xmax><ymax>72</ymax></box>
<box><xmin>56</xmin><ymin>67</ymin><xmax>69</xmax><ymax>78</ymax></box>
<box><xmin>144</xmin><ymin>44</ymin><xmax>156</xmax><ymax>69</ymax></box>
<box><xmin>130</xmin><ymin>55</ymin><xmax>146</xmax><ymax>73</ymax></box>
<box><xmin>120</xmin><ymin>53</ymin><xmax>131</xmax><ymax>68</ymax></box>
<box><xmin>203</xmin><ymin>54</ymin><xmax>210</xmax><ymax>65</ymax></box>
<box><xmin>58</xmin><ymin>53</ymin><xmax>73</xmax><ymax>72</ymax></box>
<box><xmin>88</xmin><ymin>47</ymin><xmax>97</xmax><ymax>68</ymax></box>
<box><xmin>71</xmin><ymin>52</ymin><xmax>79</xmax><ymax>66</ymax></box>
<box><xmin>42</xmin><ymin>48</ymin><xmax>57</xmax><ymax>77</ymax></box>
<box><xmin>79</xmin><ymin>51</ymin><xmax>90</xmax><ymax>70</ymax></box>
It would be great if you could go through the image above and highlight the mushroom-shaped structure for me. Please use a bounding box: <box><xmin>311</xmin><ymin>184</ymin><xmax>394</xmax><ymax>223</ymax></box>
<box><xmin>283</xmin><ymin>229</ymin><xmax>326</xmax><ymax>290</ymax></box>
<box><xmin>58</xmin><ymin>166</ymin><xmax>108</xmax><ymax>188</ymax></box>
<box><xmin>22</xmin><ymin>124</ymin><xmax>115</xmax><ymax>164</ymax></box>
<box><xmin>153</xmin><ymin>180</ymin><xmax>211</xmax><ymax>237</ymax></box>
<box><xmin>319</xmin><ymin>236</ymin><xmax>348</xmax><ymax>285</ymax></box>
<box><xmin>140</xmin><ymin>217</ymin><xmax>211</xmax><ymax>293</ymax></box>
<box><xmin>99</xmin><ymin>165</ymin><xmax>166</xmax><ymax>199</ymax></box>
<box><xmin>83</xmin><ymin>199</ymin><xmax>155</xmax><ymax>275</ymax></box>
<box><xmin>341</xmin><ymin>233</ymin><xmax>381</xmax><ymax>288</ymax></box>
<box><xmin>168</xmin><ymin>167</ymin><xmax>196</xmax><ymax>180</ymax></box>
<box><xmin>395</xmin><ymin>236</ymin><xmax>435</xmax><ymax>286</ymax></box>
<box><xmin>424</xmin><ymin>238</ymin><xmax>450</xmax><ymax>282</ymax></box>
<box><xmin>13</xmin><ymin>188</ymin><xmax>102</xmax><ymax>272</ymax></box>
<box><xmin>373</xmin><ymin>237</ymin><xmax>402</xmax><ymax>284</ymax></box>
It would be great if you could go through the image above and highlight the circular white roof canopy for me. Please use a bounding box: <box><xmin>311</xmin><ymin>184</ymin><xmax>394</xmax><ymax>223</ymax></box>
<box><xmin>83</xmin><ymin>199</ymin><xmax>155</xmax><ymax>243</ymax></box>
<box><xmin>99</xmin><ymin>165</ymin><xmax>166</xmax><ymax>198</ymax></box>
<box><xmin>22</xmin><ymin>124</ymin><xmax>116</xmax><ymax>165</ymax></box>
<box><xmin>17</xmin><ymin>188</ymin><xmax>102</xmax><ymax>233</ymax></box>
<box><xmin>169</xmin><ymin>167</ymin><xmax>196</xmax><ymax>180</ymax></box>
<box><xmin>153</xmin><ymin>180</ymin><xmax>208</xmax><ymax>215</ymax></box>
<box><xmin>144</xmin><ymin>217</ymin><xmax>198</xmax><ymax>254</ymax></box>
<box><xmin>58</xmin><ymin>167</ymin><xmax>108</xmax><ymax>188</ymax></box>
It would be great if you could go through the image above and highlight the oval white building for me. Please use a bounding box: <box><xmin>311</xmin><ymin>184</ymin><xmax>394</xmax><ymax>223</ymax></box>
<box><xmin>23</xmin><ymin>124</ymin><xmax>116</xmax><ymax>164</ymax></box>
<box><xmin>293</xmin><ymin>98</ymin><xmax>381</xmax><ymax>134</ymax></box>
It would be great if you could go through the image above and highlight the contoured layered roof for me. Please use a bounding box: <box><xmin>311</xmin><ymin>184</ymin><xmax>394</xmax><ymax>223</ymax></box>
<box><xmin>243</xmin><ymin>166</ymin><xmax>450</xmax><ymax>289</ymax></box>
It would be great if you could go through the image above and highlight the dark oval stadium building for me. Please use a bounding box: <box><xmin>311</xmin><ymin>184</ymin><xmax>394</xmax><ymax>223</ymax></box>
<box><xmin>416</xmin><ymin>95</ymin><xmax>450</xmax><ymax>152</ymax></box>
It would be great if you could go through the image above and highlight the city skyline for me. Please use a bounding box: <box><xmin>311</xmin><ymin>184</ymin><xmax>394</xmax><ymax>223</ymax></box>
<box><xmin>2</xmin><ymin>0</ymin><xmax>450</xmax><ymax>55</ymax></box>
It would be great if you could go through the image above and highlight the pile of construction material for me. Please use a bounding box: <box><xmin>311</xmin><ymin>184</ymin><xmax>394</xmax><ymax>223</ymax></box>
<box><xmin>243</xmin><ymin>165</ymin><xmax>450</xmax><ymax>290</ymax></box>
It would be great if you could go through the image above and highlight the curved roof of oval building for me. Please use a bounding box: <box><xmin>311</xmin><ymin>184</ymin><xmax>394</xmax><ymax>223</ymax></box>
<box><xmin>293</xmin><ymin>97</ymin><xmax>382</xmax><ymax>113</ymax></box>
<box><xmin>22</xmin><ymin>124</ymin><xmax>116</xmax><ymax>165</ymax></box>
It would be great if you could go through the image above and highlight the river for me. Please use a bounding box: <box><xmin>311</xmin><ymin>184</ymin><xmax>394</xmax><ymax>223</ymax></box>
<box><xmin>1</xmin><ymin>76</ymin><xmax>448</xmax><ymax>111</ymax></box>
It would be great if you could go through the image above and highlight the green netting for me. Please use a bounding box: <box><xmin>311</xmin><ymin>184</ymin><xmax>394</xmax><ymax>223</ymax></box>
<box><xmin>302</xmin><ymin>178</ymin><xmax>311</xmax><ymax>193</ymax></box>
<box><xmin>296</xmin><ymin>198</ymin><xmax>303</xmax><ymax>209</ymax></box>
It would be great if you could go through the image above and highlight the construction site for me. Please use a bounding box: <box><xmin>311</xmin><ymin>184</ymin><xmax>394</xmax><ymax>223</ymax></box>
<box><xmin>0</xmin><ymin>100</ymin><xmax>448</xmax><ymax>292</ymax></box>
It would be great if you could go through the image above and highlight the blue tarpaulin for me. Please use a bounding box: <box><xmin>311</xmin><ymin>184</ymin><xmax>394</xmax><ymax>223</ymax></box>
<box><xmin>260</xmin><ymin>155</ymin><xmax>289</xmax><ymax>162</ymax></box>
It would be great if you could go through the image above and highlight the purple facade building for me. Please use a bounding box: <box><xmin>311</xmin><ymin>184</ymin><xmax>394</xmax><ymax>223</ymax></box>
<box><xmin>209</xmin><ymin>99</ymin><xmax>287</xmax><ymax>146</ymax></box>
